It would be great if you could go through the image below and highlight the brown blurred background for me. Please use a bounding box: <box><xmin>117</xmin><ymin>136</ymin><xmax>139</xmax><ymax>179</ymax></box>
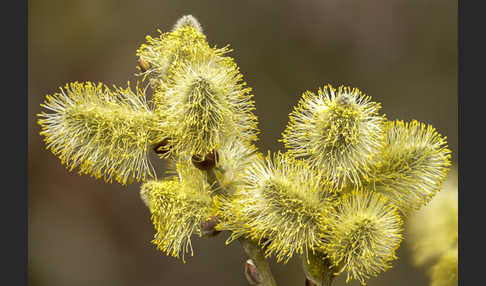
<box><xmin>28</xmin><ymin>0</ymin><xmax>457</xmax><ymax>285</ymax></box>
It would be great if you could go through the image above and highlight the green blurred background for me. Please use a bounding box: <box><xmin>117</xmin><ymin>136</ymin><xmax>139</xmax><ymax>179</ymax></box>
<box><xmin>28</xmin><ymin>0</ymin><xmax>457</xmax><ymax>285</ymax></box>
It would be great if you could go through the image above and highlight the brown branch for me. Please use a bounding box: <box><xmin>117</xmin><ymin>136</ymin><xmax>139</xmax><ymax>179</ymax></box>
<box><xmin>195</xmin><ymin>154</ymin><xmax>278</xmax><ymax>286</ymax></box>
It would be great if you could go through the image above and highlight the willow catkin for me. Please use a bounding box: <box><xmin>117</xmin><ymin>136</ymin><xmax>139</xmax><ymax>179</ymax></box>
<box><xmin>38</xmin><ymin>81</ymin><xmax>165</xmax><ymax>185</ymax></box>
<box><xmin>368</xmin><ymin>120</ymin><xmax>451</xmax><ymax>212</ymax></box>
<box><xmin>282</xmin><ymin>85</ymin><xmax>385</xmax><ymax>190</ymax></box>
<box><xmin>322</xmin><ymin>190</ymin><xmax>403</xmax><ymax>284</ymax></box>
<box><xmin>216</xmin><ymin>151</ymin><xmax>335</xmax><ymax>263</ymax></box>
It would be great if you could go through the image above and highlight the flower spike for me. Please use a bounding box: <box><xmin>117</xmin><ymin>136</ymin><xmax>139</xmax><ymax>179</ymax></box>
<box><xmin>322</xmin><ymin>190</ymin><xmax>403</xmax><ymax>285</ymax></box>
<box><xmin>141</xmin><ymin>176</ymin><xmax>214</xmax><ymax>261</ymax></box>
<box><xmin>217</xmin><ymin>152</ymin><xmax>335</xmax><ymax>263</ymax></box>
<box><xmin>282</xmin><ymin>85</ymin><xmax>385</xmax><ymax>190</ymax></box>
<box><xmin>38</xmin><ymin>81</ymin><xmax>165</xmax><ymax>185</ymax></box>
<box><xmin>154</xmin><ymin>49</ymin><xmax>258</xmax><ymax>158</ymax></box>
<box><xmin>367</xmin><ymin>120</ymin><xmax>451</xmax><ymax>211</ymax></box>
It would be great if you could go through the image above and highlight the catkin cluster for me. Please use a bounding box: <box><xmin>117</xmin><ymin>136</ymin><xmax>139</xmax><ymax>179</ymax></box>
<box><xmin>38</xmin><ymin>15</ymin><xmax>453</xmax><ymax>285</ymax></box>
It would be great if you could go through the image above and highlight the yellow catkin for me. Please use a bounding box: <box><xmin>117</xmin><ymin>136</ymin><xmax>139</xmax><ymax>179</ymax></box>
<box><xmin>153</xmin><ymin>46</ymin><xmax>259</xmax><ymax>158</ymax></box>
<box><xmin>367</xmin><ymin>120</ymin><xmax>451</xmax><ymax>212</ymax></box>
<box><xmin>140</xmin><ymin>176</ymin><xmax>214</xmax><ymax>261</ymax></box>
<box><xmin>216</xmin><ymin>151</ymin><xmax>335</xmax><ymax>263</ymax></box>
<box><xmin>138</xmin><ymin>17</ymin><xmax>258</xmax><ymax>158</ymax></box>
<box><xmin>136</xmin><ymin>21</ymin><xmax>208</xmax><ymax>82</ymax></box>
<box><xmin>213</xmin><ymin>139</ymin><xmax>260</xmax><ymax>193</ymax></box>
<box><xmin>281</xmin><ymin>85</ymin><xmax>385</xmax><ymax>191</ymax></box>
<box><xmin>322</xmin><ymin>190</ymin><xmax>403</xmax><ymax>285</ymax></box>
<box><xmin>38</xmin><ymin>81</ymin><xmax>165</xmax><ymax>185</ymax></box>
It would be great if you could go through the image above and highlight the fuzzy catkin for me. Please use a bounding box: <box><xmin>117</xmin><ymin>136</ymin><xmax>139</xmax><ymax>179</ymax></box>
<box><xmin>141</xmin><ymin>177</ymin><xmax>214</xmax><ymax>261</ymax></box>
<box><xmin>322</xmin><ymin>190</ymin><xmax>403</xmax><ymax>284</ymax></box>
<box><xmin>282</xmin><ymin>85</ymin><xmax>385</xmax><ymax>190</ymax></box>
<box><xmin>38</xmin><ymin>81</ymin><xmax>164</xmax><ymax>185</ymax></box>
<box><xmin>368</xmin><ymin>120</ymin><xmax>451</xmax><ymax>212</ymax></box>
<box><xmin>155</xmin><ymin>52</ymin><xmax>258</xmax><ymax>157</ymax></box>
<box><xmin>216</xmin><ymin>152</ymin><xmax>335</xmax><ymax>263</ymax></box>
<box><xmin>136</xmin><ymin>22</ymin><xmax>208</xmax><ymax>82</ymax></box>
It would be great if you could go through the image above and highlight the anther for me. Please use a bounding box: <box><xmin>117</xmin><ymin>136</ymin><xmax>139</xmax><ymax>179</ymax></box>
<box><xmin>138</xmin><ymin>58</ymin><xmax>150</xmax><ymax>73</ymax></box>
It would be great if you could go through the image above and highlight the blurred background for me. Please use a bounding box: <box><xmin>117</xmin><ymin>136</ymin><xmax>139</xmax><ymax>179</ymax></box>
<box><xmin>28</xmin><ymin>0</ymin><xmax>457</xmax><ymax>285</ymax></box>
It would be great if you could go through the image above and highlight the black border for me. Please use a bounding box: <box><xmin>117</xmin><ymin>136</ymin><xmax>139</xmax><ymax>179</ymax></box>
<box><xmin>458</xmin><ymin>0</ymin><xmax>481</xmax><ymax>285</ymax></box>
<box><xmin>4</xmin><ymin>0</ymin><xmax>28</xmax><ymax>284</ymax></box>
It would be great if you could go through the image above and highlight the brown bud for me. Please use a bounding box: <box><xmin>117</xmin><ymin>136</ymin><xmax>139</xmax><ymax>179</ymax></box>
<box><xmin>201</xmin><ymin>216</ymin><xmax>221</xmax><ymax>237</ymax></box>
<box><xmin>152</xmin><ymin>138</ymin><xmax>172</xmax><ymax>156</ymax></box>
<box><xmin>191</xmin><ymin>150</ymin><xmax>219</xmax><ymax>170</ymax></box>
<box><xmin>244</xmin><ymin>259</ymin><xmax>261</xmax><ymax>285</ymax></box>
<box><xmin>138</xmin><ymin>57</ymin><xmax>150</xmax><ymax>72</ymax></box>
